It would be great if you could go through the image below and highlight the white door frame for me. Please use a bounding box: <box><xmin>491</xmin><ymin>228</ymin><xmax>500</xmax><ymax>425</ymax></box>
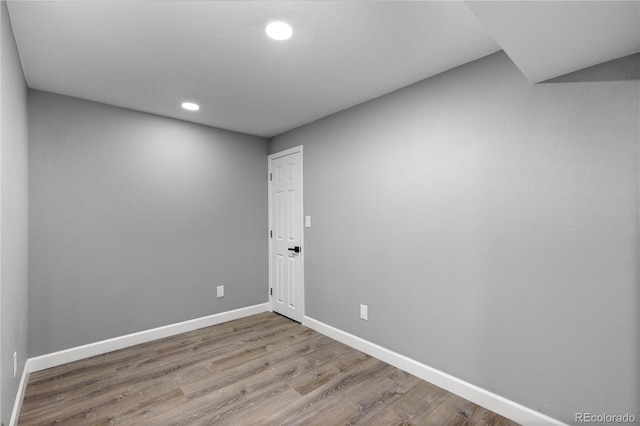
<box><xmin>268</xmin><ymin>145</ymin><xmax>304</xmax><ymax>320</ymax></box>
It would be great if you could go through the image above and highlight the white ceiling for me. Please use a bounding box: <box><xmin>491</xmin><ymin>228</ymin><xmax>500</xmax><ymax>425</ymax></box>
<box><xmin>466</xmin><ymin>1</ymin><xmax>640</xmax><ymax>83</ymax></box>
<box><xmin>6</xmin><ymin>1</ymin><xmax>640</xmax><ymax>138</ymax></box>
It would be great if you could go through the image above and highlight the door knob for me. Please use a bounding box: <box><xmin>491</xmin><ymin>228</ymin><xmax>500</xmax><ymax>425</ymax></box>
<box><xmin>288</xmin><ymin>246</ymin><xmax>301</xmax><ymax>253</ymax></box>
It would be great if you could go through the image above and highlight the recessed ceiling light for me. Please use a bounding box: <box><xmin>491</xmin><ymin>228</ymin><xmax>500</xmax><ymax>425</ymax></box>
<box><xmin>265</xmin><ymin>21</ymin><xmax>293</xmax><ymax>41</ymax></box>
<box><xmin>181</xmin><ymin>102</ymin><xmax>199</xmax><ymax>111</ymax></box>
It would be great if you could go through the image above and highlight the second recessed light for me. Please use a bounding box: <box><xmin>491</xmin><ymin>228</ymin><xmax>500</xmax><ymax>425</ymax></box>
<box><xmin>266</xmin><ymin>21</ymin><xmax>293</xmax><ymax>41</ymax></box>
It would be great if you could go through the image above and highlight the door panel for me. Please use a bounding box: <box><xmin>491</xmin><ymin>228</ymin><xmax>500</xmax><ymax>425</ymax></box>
<box><xmin>269</xmin><ymin>148</ymin><xmax>303</xmax><ymax>322</ymax></box>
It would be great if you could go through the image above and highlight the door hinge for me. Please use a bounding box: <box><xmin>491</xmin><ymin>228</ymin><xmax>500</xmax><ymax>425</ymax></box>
<box><xmin>270</xmin><ymin>288</ymin><xmax>273</xmax><ymax>296</ymax></box>
<box><xmin>270</xmin><ymin>230</ymin><xmax>273</xmax><ymax>238</ymax></box>
<box><xmin>269</xmin><ymin>173</ymin><xmax>272</xmax><ymax>181</ymax></box>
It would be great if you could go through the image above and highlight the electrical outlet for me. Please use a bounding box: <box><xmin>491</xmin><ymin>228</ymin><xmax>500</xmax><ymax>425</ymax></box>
<box><xmin>13</xmin><ymin>352</ymin><xmax>17</xmax><ymax>377</ymax></box>
<box><xmin>360</xmin><ymin>304</ymin><xmax>368</xmax><ymax>321</ymax></box>
<box><xmin>217</xmin><ymin>285</ymin><xmax>224</xmax><ymax>298</ymax></box>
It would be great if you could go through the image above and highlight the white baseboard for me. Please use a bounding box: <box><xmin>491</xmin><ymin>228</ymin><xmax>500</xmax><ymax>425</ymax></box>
<box><xmin>14</xmin><ymin>306</ymin><xmax>564</xmax><ymax>426</ymax></box>
<box><xmin>9</xmin><ymin>358</ymin><xmax>31</xmax><ymax>426</ymax></box>
<box><xmin>29</xmin><ymin>303</ymin><xmax>269</xmax><ymax>373</ymax></box>
<box><xmin>302</xmin><ymin>315</ymin><xmax>566</xmax><ymax>426</ymax></box>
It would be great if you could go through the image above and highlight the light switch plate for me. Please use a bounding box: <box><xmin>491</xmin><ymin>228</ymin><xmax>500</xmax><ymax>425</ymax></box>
<box><xmin>217</xmin><ymin>285</ymin><xmax>224</xmax><ymax>298</ymax></box>
<box><xmin>305</xmin><ymin>215</ymin><xmax>311</xmax><ymax>228</ymax></box>
<box><xmin>360</xmin><ymin>304</ymin><xmax>368</xmax><ymax>320</ymax></box>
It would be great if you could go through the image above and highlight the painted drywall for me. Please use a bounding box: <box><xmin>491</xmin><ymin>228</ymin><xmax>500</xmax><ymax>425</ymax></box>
<box><xmin>270</xmin><ymin>51</ymin><xmax>639</xmax><ymax>424</ymax></box>
<box><xmin>29</xmin><ymin>90</ymin><xmax>268</xmax><ymax>356</ymax></box>
<box><xmin>1</xmin><ymin>1</ymin><xmax>29</xmax><ymax>423</ymax></box>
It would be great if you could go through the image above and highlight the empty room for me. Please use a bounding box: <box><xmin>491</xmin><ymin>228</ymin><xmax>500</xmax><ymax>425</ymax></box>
<box><xmin>1</xmin><ymin>1</ymin><xmax>639</xmax><ymax>425</ymax></box>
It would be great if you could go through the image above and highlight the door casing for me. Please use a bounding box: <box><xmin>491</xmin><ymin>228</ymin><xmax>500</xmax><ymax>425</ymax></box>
<box><xmin>268</xmin><ymin>145</ymin><xmax>305</xmax><ymax>321</ymax></box>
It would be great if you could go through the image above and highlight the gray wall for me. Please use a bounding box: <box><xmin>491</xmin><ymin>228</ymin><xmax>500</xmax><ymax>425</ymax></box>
<box><xmin>29</xmin><ymin>90</ymin><xmax>268</xmax><ymax>356</ymax></box>
<box><xmin>270</xmin><ymin>51</ymin><xmax>639</xmax><ymax>424</ymax></box>
<box><xmin>1</xmin><ymin>1</ymin><xmax>29</xmax><ymax>423</ymax></box>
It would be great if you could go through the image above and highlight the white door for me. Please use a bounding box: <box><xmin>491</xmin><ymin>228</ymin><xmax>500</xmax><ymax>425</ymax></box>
<box><xmin>268</xmin><ymin>146</ymin><xmax>304</xmax><ymax>322</ymax></box>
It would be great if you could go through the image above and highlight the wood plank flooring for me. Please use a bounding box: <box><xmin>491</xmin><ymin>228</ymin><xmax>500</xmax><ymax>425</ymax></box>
<box><xmin>19</xmin><ymin>312</ymin><xmax>519</xmax><ymax>425</ymax></box>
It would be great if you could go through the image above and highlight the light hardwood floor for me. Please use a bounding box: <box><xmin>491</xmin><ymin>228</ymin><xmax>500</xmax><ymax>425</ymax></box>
<box><xmin>19</xmin><ymin>312</ymin><xmax>519</xmax><ymax>425</ymax></box>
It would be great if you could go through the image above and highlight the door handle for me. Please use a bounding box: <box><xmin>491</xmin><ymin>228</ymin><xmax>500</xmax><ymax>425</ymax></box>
<box><xmin>288</xmin><ymin>246</ymin><xmax>301</xmax><ymax>253</ymax></box>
